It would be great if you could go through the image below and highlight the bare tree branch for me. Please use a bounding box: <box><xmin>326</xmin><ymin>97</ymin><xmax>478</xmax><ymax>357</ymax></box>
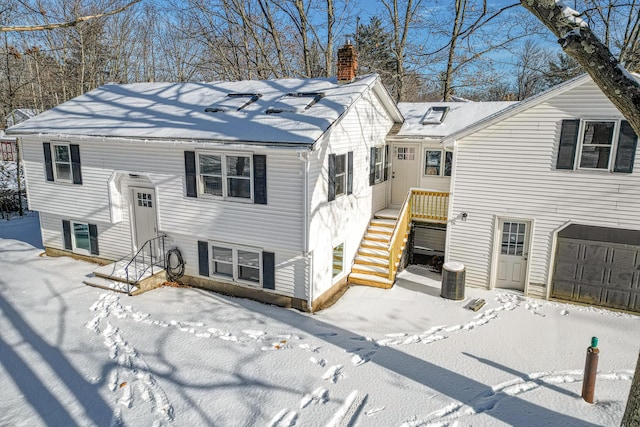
<box><xmin>0</xmin><ymin>0</ymin><xmax>142</xmax><ymax>33</ymax></box>
<box><xmin>521</xmin><ymin>0</ymin><xmax>640</xmax><ymax>135</ymax></box>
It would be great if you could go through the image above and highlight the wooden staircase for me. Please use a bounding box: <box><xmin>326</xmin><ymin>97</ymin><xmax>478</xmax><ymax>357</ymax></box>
<box><xmin>349</xmin><ymin>216</ymin><xmax>405</xmax><ymax>289</ymax></box>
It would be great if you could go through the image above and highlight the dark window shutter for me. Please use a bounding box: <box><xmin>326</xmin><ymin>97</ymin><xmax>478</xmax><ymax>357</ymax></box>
<box><xmin>43</xmin><ymin>143</ymin><xmax>54</xmax><ymax>182</ymax></box>
<box><xmin>614</xmin><ymin>120</ymin><xmax>637</xmax><ymax>173</ymax></box>
<box><xmin>62</xmin><ymin>220</ymin><xmax>72</xmax><ymax>250</ymax></box>
<box><xmin>347</xmin><ymin>151</ymin><xmax>353</xmax><ymax>195</ymax></box>
<box><xmin>88</xmin><ymin>224</ymin><xmax>99</xmax><ymax>255</ymax></box>
<box><xmin>262</xmin><ymin>252</ymin><xmax>275</xmax><ymax>290</ymax></box>
<box><xmin>70</xmin><ymin>144</ymin><xmax>82</xmax><ymax>184</ymax></box>
<box><xmin>185</xmin><ymin>151</ymin><xmax>197</xmax><ymax>198</ymax></box>
<box><xmin>369</xmin><ymin>147</ymin><xmax>376</xmax><ymax>186</ymax></box>
<box><xmin>556</xmin><ymin>119</ymin><xmax>580</xmax><ymax>170</ymax></box>
<box><xmin>253</xmin><ymin>154</ymin><xmax>267</xmax><ymax>204</ymax></box>
<box><xmin>198</xmin><ymin>241</ymin><xmax>209</xmax><ymax>276</ymax></box>
<box><xmin>328</xmin><ymin>153</ymin><xmax>336</xmax><ymax>201</ymax></box>
<box><xmin>383</xmin><ymin>145</ymin><xmax>389</xmax><ymax>182</ymax></box>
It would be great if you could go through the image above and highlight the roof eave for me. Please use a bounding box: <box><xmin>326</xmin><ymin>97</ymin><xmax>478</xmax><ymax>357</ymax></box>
<box><xmin>442</xmin><ymin>74</ymin><xmax>594</xmax><ymax>145</ymax></box>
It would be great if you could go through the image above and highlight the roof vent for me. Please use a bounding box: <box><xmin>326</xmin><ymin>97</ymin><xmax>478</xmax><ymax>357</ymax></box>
<box><xmin>420</xmin><ymin>106</ymin><xmax>450</xmax><ymax>125</ymax></box>
<box><xmin>204</xmin><ymin>93</ymin><xmax>262</xmax><ymax>113</ymax></box>
<box><xmin>265</xmin><ymin>92</ymin><xmax>325</xmax><ymax>114</ymax></box>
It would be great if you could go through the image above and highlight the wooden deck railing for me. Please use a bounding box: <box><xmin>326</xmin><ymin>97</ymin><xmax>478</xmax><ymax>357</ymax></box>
<box><xmin>387</xmin><ymin>189</ymin><xmax>450</xmax><ymax>281</ymax></box>
<box><xmin>411</xmin><ymin>190</ymin><xmax>449</xmax><ymax>222</ymax></box>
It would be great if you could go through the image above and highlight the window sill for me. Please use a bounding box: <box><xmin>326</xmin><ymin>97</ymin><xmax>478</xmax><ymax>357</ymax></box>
<box><xmin>194</xmin><ymin>194</ymin><xmax>254</xmax><ymax>203</ymax></box>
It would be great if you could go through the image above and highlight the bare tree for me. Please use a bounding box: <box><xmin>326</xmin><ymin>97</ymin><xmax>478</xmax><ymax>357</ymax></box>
<box><xmin>521</xmin><ymin>0</ymin><xmax>640</xmax><ymax>135</ymax></box>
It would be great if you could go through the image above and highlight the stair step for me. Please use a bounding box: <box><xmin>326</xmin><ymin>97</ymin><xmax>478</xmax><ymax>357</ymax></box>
<box><xmin>361</xmin><ymin>240</ymin><xmax>389</xmax><ymax>249</ymax></box>
<box><xmin>351</xmin><ymin>264</ymin><xmax>389</xmax><ymax>277</ymax></box>
<box><xmin>358</xmin><ymin>247</ymin><xmax>390</xmax><ymax>258</ymax></box>
<box><xmin>364</xmin><ymin>232</ymin><xmax>391</xmax><ymax>243</ymax></box>
<box><xmin>367</xmin><ymin>225</ymin><xmax>393</xmax><ymax>235</ymax></box>
<box><xmin>370</xmin><ymin>218</ymin><xmax>396</xmax><ymax>227</ymax></box>
<box><xmin>84</xmin><ymin>276</ymin><xmax>138</xmax><ymax>294</ymax></box>
<box><xmin>349</xmin><ymin>272</ymin><xmax>394</xmax><ymax>289</ymax></box>
<box><xmin>354</xmin><ymin>255</ymin><xmax>388</xmax><ymax>267</ymax></box>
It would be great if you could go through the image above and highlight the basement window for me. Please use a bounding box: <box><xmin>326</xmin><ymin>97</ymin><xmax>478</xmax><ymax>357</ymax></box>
<box><xmin>211</xmin><ymin>243</ymin><xmax>262</xmax><ymax>285</ymax></box>
<box><xmin>332</xmin><ymin>243</ymin><xmax>344</xmax><ymax>278</ymax></box>
<box><xmin>265</xmin><ymin>92</ymin><xmax>325</xmax><ymax>114</ymax></box>
<box><xmin>204</xmin><ymin>93</ymin><xmax>261</xmax><ymax>113</ymax></box>
<box><xmin>420</xmin><ymin>106</ymin><xmax>450</xmax><ymax>125</ymax></box>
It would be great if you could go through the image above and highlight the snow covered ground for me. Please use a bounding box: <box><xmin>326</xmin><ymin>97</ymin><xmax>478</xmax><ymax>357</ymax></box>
<box><xmin>0</xmin><ymin>214</ymin><xmax>638</xmax><ymax>427</ymax></box>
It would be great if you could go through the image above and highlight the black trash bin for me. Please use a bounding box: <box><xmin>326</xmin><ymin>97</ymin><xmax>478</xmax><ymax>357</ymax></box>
<box><xmin>441</xmin><ymin>261</ymin><xmax>465</xmax><ymax>300</ymax></box>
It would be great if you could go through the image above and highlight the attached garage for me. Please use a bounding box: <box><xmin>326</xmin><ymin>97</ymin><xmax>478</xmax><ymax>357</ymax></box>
<box><xmin>552</xmin><ymin>224</ymin><xmax>640</xmax><ymax>313</ymax></box>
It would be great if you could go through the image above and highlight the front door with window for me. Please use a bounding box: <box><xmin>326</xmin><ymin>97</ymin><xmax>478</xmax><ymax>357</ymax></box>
<box><xmin>496</xmin><ymin>220</ymin><xmax>530</xmax><ymax>290</ymax></box>
<box><xmin>390</xmin><ymin>143</ymin><xmax>419</xmax><ymax>206</ymax></box>
<box><xmin>130</xmin><ymin>187</ymin><xmax>158</xmax><ymax>252</ymax></box>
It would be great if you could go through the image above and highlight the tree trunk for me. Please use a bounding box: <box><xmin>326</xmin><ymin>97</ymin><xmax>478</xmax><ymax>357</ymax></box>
<box><xmin>520</xmin><ymin>0</ymin><xmax>640</xmax><ymax>136</ymax></box>
<box><xmin>622</xmin><ymin>351</ymin><xmax>640</xmax><ymax>427</ymax></box>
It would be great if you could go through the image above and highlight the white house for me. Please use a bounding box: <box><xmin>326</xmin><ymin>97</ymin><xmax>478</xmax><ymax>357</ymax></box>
<box><xmin>443</xmin><ymin>74</ymin><xmax>639</xmax><ymax>312</ymax></box>
<box><xmin>7</xmin><ymin>44</ymin><xmax>407</xmax><ymax>311</ymax></box>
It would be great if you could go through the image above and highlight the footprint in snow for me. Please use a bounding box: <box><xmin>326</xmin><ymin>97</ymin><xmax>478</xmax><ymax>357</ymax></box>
<box><xmin>300</xmin><ymin>387</ymin><xmax>329</xmax><ymax>409</ymax></box>
<box><xmin>322</xmin><ymin>365</ymin><xmax>344</xmax><ymax>383</ymax></box>
<box><xmin>299</xmin><ymin>343</ymin><xmax>321</xmax><ymax>353</ymax></box>
<box><xmin>310</xmin><ymin>357</ymin><xmax>326</xmax><ymax>367</ymax></box>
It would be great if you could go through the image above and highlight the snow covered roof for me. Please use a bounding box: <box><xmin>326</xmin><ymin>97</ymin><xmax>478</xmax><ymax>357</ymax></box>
<box><xmin>7</xmin><ymin>74</ymin><xmax>401</xmax><ymax>146</ymax></box>
<box><xmin>394</xmin><ymin>101</ymin><xmax>516</xmax><ymax>139</ymax></box>
<box><xmin>5</xmin><ymin>109</ymin><xmax>39</xmax><ymax>128</ymax></box>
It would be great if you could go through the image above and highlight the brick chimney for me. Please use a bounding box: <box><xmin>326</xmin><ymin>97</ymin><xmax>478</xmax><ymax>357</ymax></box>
<box><xmin>337</xmin><ymin>42</ymin><xmax>358</xmax><ymax>84</ymax></box>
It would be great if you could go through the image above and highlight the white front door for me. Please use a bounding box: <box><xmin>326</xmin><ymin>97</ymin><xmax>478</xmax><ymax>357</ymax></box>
<box><xmin>496</xmin><ymin>220</ymin><xmax>530</xmax><ymax>290</ymax></box>
<box><xmin>130</xmin><ymin>187</ymin><xmax>158</xmax><ymax>251</ymax></box>
<box><xmin>391</xmin><ymin>143</ymin><xmax>419</xmax><ymax>205</ymax></box>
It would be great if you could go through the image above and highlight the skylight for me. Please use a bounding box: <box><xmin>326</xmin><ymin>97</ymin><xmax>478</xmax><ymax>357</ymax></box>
<box><xmin>204</xmin><ymin>93</ymin><xmax>262</xmax><ymax>113</ymax></box>
<box><xmin>420</xmin><ymin>106</ymin><xmax>450</xmax><ymax>125</ymax></box>
<box><xmin>265</xmin><ymin>92</ymin><xmax>325</xmax><ymax>114</ymax></box>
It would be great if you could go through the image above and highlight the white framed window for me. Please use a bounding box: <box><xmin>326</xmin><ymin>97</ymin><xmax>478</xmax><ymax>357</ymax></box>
<box><xmin>332</xmin><ymin>243</ymin><xmax>344</xmax><ymax>278</ymax></box>
<box><xmin>198</xmin><ymin>153</ymin><xmax>252</xmax><ymax>200</ymax></box>
<box><xmin>53</xmin><ymin>144</ymin><xmax>72</xmax><ymax>182</ymax></box>
<box><xmin>373</xmin><ymin>147</ymin><xmax>384</xmax><ymax>184</ymax></box>
<box><xmin>210</xmin><ymin>242</ymin><xmax>262</xmax><ymax>285</ymax></box>
<box><xmin>578</xmin><ymin>120</ymin><xmax>616</xmax><ymax>170</ymax></box>
<box><xmin>72</xmin><ymin>222</ymin><xmax>91</xmax><ymax>254</ymax></box>
<box><xmin>335</xmin><ymin>154</ymin><xmax>347</xmax><ymax>197</ymax></box>
<box><xmin>424</xmin><ymin>150</ymin><xmax>452</xmax><ymax>177</ymax></box>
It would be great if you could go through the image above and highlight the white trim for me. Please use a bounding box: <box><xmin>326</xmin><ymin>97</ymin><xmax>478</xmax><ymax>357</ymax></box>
<box><xmin>575</xmin><ymin>119</ymin><xmax>621</xmax><ymax>171</ymax></box>
<box><xmin>209</xmin><ymin>241</ymin><xmax>263</xmax><ymax>287</ymax></box>
<box><xmin>196</xmin><ymin>151</ymin><xmax>254</xmax><ymax>202</ymax></box>
<box><xmin>423</xmin><ymin>149</ymin><xmax>453</xmax><ymax>178</ymax></box>
<box><xmin>70</xmin><ymin>221</ymin><xmax>91</xmax><ymax>255</ymax></box>
<box><xmin>489</xmin><ymin>216</ymin><xmax>534</xmax><ymax>293</ymax></box>
<box><xmin>51</xmin><ymin>143</ymin><xmax>72</xmax><ymax>183</ymax></box>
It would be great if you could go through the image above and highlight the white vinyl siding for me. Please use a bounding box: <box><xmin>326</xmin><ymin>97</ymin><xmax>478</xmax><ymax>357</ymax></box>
<box><xmin>308</xmin><ymin>88</ymin><xmax>395</xmax><ymax>300</ymax></box>
<box><xmin>447</xmin><ymin>78</ymin><xmax>640</xmax><ymax>293</ymax></box>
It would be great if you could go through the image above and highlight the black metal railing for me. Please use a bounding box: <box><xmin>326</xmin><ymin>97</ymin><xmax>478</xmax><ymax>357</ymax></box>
<box><xmin>125</xmin><ymin>235</ymin><xmax>166</xmax><ymax>295</ymax></box>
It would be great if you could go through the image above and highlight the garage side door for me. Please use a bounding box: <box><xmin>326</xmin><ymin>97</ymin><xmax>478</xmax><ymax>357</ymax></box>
<box><xmin>552</xmin><ymin>237</ymin><xmax>640</xmax><ymax>312</ymax></box>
